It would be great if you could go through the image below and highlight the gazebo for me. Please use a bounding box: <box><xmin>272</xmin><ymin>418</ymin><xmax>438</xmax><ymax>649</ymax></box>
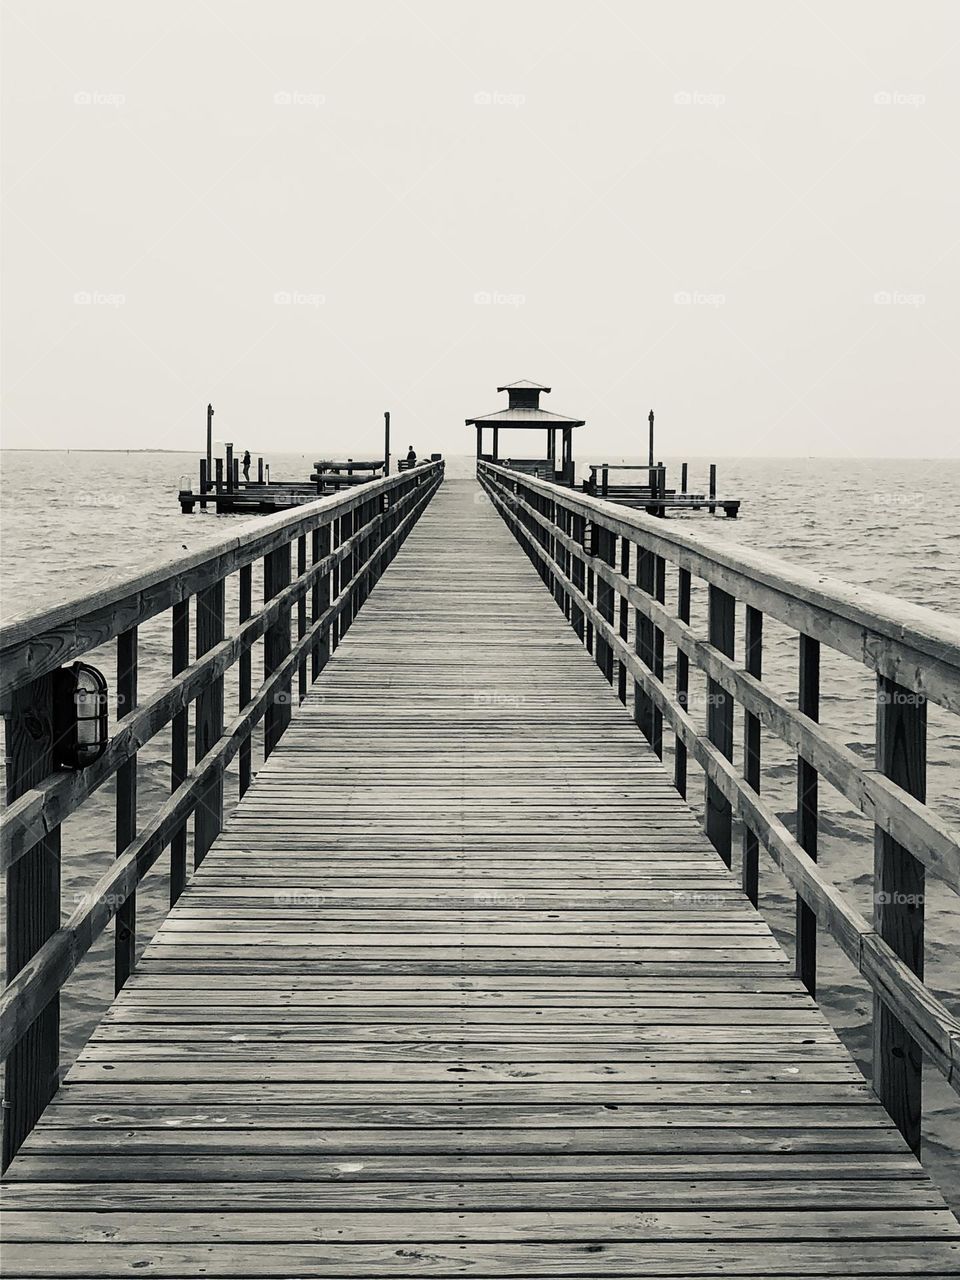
<box><xmin>466</xmin><ymin>380</ymin><xmax>584</xmax><ymax>486</ymax></box>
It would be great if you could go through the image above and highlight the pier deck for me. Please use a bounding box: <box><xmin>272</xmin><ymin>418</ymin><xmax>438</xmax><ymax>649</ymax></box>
<box><xmin>4</xmin><ymin>479</ymin><xmax>958</xmax><ymax>1276</ymax></box>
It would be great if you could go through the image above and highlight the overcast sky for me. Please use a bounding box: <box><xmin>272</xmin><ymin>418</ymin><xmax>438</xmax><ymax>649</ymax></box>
<box><xmin>3</xmin><ymin>0</ymin><xmax>958</xmax><ymax>458</ymax></box>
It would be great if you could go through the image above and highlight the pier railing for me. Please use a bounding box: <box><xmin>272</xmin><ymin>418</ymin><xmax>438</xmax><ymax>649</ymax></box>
<box><xmin>478</xmin><ymin>458</ymin><xmax>960</xmax><ymax>1154</ymax></box>
<box><xmin>0</xmin><ymin>459</ymin><xmax>443</xmax><ymax>1165</ymax></box>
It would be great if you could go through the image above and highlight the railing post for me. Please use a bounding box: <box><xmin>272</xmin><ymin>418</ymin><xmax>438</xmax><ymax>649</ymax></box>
<box><xmin>595</xmin><ymin>525</ymin><xmax>615</xmax><ymax>684</ymax></box>
<box><xmin>2</xmin><ymin>671</ymin><xmax>61</xmax><ymax>1171</ymax></box>
<box><xmin>742</xmin><ymin>605</ymin><xmax>763</xmax><ymax>906</ymax></box>
<box><xmin>653</xmin><ymin>555</ymin><xmax>665</xmax><ymax>756</ymax></box>
<box><xmin>796</xmin><ymin>634</ymin><xmax>820</xmax><ymax>994</ymax></box>
<box><xmin>311</xmin><ymin>524</ymin><xmax>331</xmax><ymax>682</ymax></box>
<box><xmin>634</xmin><ymin>547</ymin><xmax>661</xmax><ymax>751</ymax></box>
<box><xmin>194</xmin><ymin>579</ymin><xmax>225</xmax><ymax>866</ymax></box>
<box><xmin>585</xmin><ymin>524</ymin><xmax>595</xmax><ymax>655</ymax></box>
<box><xmin>617</xmin><ymin>538</ymin><xmax>630</xmax><ymax>705</ymax></box>
<box><xmin>550</xmin><ymin>498</ymin><xmax>564</xmax><ymax>610</ymax></box>
<box><xmin>706</xmin><ymin>584</ymin><xmax>735</xmax><ymax>864</ymax></box>
<box><xmin>115</xmin><ymin>626</ymin><xmax>138</xmax><ymax>991</ymax></box>
<box><xmin>571</xmin><ymin>513</ymin><xmax>585</xmax><ymax>642</ymax></box>
<box><xmin>342</xmin><ymin>508</ymin><xmax>356</xmax><ymax>635</ymax></box>
<box><xmin>263</xmin><ymin>545</ymin><xmax>292</xmax><ymax>757</ymax></box>
<box><xmin>331</xmin><ymin>515</ymin><xmax>342</xmax><ymax>654</ymax></box>
<box><xmin>238</xmin><ymin>567</ymin><xmax>252</xmax><ymax>797</ymax></box>
<box><xmin>297</xmin><ymin>534</ymin><xmax>308</xmax><ymax>704</ymax></box>
<box><xmin>674</xmin><ymin>568</ymin><xmax>691</xmax><ymax>797</ymax></box>
<box><xmin>873</xmin><ymin>675</ymin><xmax>926</xmax><ymax>1156</ymax></box>
<box><xmin>170</xmin><ymin>601</ymin><xmax>190</xmax><ymax>904</ymax></box>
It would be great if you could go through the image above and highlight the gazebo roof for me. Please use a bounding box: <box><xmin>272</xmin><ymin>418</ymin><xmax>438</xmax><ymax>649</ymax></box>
<box><xmin>465</xmin><ymin>407</ymin><xmax>585</xmax><ymax>427</ymax></box>
<box><xmin>496</xmin><ymin>379</ymin><xmax>552</xmax><ymax>393</ymax></box>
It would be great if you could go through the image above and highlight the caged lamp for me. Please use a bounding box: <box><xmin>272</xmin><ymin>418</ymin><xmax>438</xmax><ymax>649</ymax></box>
<box><xmin>53</xmin><ymin>661</ymin><xmax>109</xmax><ymax>769</ymax></box>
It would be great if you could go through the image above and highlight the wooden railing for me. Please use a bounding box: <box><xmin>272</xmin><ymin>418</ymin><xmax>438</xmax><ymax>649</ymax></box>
<box><xmin>478</xmin><ymin>459</ymin><xmax>960</xmax><ymax>1154</ymax></box>
<box><xmin>0</xmin><ymin>459</ymin><xmax>443</xmax><ymax>1166</ymax></box>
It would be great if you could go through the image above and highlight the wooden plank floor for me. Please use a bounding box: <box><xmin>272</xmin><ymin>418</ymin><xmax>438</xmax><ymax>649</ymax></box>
<box><xmin>4</xmin><ymin>478</ymin><xmax>959</xmax><ymax>1277</ymax></box>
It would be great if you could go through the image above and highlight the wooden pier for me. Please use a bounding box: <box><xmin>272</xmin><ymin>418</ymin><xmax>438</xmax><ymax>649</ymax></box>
<box><xmin>2</xmin><ymin>466</ymin><xmax>960</xmax><ymax>1274</ymax></box>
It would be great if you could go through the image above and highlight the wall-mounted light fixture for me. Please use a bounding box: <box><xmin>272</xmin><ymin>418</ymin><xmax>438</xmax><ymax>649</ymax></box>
<box><xmin>53</xmin><ymin>662</ymin><xmax>109</xmax><ymax>769</ymax></box>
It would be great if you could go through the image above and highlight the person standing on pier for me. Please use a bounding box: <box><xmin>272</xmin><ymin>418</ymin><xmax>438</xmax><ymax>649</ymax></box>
<box><xmin>242</xmin><ymin>450</ymin><xmax>251</xmax><ymax>482</ymax></box>
<box><xmin>406</xmin><ymin>445</ymin><xmax>417</xmax><ymax>465</ymax></box>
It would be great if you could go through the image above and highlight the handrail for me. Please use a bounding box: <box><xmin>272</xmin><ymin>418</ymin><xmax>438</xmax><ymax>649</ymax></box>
<box><xmin>478</xmin><ymin>458</ymin><xmax>960</xmax><ymax>1157</ymax></box>
<box><xmin>0</xmin><ymin>459</ymin><xmax>444</xmax><ymax>1166</ymax></box>
<box><xmin>0</xmin><ymin>463</ymin><xmax>440</xmax><ymax>700</ymax></box>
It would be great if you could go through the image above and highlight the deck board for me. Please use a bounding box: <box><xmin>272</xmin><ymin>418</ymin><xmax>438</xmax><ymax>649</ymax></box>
<box><xmin>3</xmin><ymin>478</ymin><xmax>958</xmax><ymax>1277</ymax></box>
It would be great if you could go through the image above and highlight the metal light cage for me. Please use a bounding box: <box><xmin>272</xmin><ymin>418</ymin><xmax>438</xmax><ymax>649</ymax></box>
<box><xmin>53</xmin><ymin>661</ymin><xmax>109</xmax><ymax>769</ymax></box>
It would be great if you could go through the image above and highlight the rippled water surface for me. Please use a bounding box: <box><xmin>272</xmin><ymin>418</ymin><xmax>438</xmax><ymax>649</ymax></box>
<box><xmin>1</xmin><ymin>449</ymin><xmax>958</xmax><ymax>1203</ymax></box>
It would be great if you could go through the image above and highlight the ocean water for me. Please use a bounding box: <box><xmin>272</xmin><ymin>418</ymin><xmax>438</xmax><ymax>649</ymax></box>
<box><xmin>1</xmin><ymin>449</ymin><xmax>958</xmax><ymax>1203</ymax></box>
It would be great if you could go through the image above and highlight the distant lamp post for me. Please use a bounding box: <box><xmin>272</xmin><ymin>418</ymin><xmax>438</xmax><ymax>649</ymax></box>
<box><xmin>53</xmin><ymin>662</ymin><xmax>109</xmax><ymax>769</ymax></box>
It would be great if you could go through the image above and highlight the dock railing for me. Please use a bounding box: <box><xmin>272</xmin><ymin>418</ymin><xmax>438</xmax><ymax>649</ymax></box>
<box><xmin>0</xmin><ymin>459</ymin><xmax>444</xmax><ymax>1166</ymax></box>
<box><xmin>478</xmin><ymin>458</ymin><xmax>960</xmax><ymax>1154</ymax></box>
